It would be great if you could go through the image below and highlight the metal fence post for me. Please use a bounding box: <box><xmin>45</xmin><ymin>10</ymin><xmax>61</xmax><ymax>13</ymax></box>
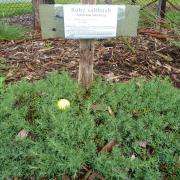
<box><xmin>160</xmin><ymin>0</ymin><xmax>167</xmax><ymax>19</ymax></box>
<box><xmin>105</xmin><ymin>0</ymin><xmax>112</xmax><ymax>4</ymax></box>
<box><xmin>131</xmin><ymin>0</ymin><xmax>136</xmax><ymax>5</ymax></box>
<box><xmin>41</xmin><ymin>0</ymin><xmax>55</xmax><ymax>4</ymax></box>
<box><xmin>157</xmin><ymin>0</ymin><xmax>167</xmax><ymax>18</ymax></box>
<box><xmin>157</xmin><ymin>0</ymin><xmax>167</xmax><ymax>29</ymax></box>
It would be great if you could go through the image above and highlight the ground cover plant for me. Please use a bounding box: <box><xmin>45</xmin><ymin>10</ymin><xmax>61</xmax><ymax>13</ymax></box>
<box><xmin>0</xmin><ymin>72</ymin><xmax>179</xmax><ymax>179</ymax></box>
<box><xmin>0</xmin><ymin>21</ymin><xmax>28</xmax><ymax>40</ymax></box>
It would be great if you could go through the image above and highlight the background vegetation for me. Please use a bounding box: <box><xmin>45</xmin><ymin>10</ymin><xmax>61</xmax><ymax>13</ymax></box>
<box><xmin>0</xmin><ymin>20</ymin><xmax>28</xmax><ymax>40</ymax></box>
<box><xmin>0</xmin><ymin>0</ymin><xmax>180</xmax><ymax>17</ymax></box>
<box><xmin>0</xmin><ymin>2</ymin><xmax>32</xmax><ymax>17</ymax></box>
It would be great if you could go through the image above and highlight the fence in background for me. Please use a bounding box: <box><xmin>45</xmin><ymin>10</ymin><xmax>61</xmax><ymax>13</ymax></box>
<box><xmin>0</xmin><ymin>0</ymin><xmax>179</xmax><ymax>28</ymax></box>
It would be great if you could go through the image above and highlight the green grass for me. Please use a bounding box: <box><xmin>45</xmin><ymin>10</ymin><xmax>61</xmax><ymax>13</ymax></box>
<box><xmin>166</xmin><ymin>11</ymin><xmax>180</xmax><ymax>25</ymax></box>
<box><xmin>139</xmin><ymin>7</ymin><xmax>180</xmax><ymax>27</ymax></box>
<box><xmin>0</xmin><ymin>72</ymin><xmax>179</xmax><ymax>179</ymax></box>
<box><xmin>0</xmin><ymin>21</ymin><xmax>28</xmax><ymax>40</ymax></box>
<box><xmin>0</xmin><ymin>2</ymin><xmax>32</xmax><ymax>17</ymax></box>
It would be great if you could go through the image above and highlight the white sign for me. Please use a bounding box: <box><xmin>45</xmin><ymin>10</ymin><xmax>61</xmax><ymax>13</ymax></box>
<box><xmin>63</xmin><ymin>5</ymin><xmax>125</xmax><ymax>39</ymax></box>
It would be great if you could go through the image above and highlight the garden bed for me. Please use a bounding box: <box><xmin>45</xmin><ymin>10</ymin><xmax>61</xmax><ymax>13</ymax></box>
<box><xmin>0</xmin><ymin>6</ymin><xmax>180</xmax><ymax>179</ymax></box>
<box><xmin>0</xmin><ymin>33</ymin><xmax>179</xmax><ymax>87</ymax></box>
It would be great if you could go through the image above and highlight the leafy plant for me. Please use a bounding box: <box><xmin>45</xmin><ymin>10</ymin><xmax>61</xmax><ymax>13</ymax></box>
<box><xmin>0</xmin><ymin>21</ymin><xmax>28</xmax><ymax>40</ymax></box>
<box><xmin>44</xmin><ymin>41</ymin><xmax>54</xmax><ymax>48</ymax></box>
<box><xmin>0</xmin><ymin>72</ymin><xmax>179</xmax><ymax>179</ymax></box>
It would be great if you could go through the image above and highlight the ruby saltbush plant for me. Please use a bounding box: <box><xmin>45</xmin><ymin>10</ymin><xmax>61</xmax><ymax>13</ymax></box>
<box><xmin>0</xmin><ymin>72</ymin><xmax>179</xmax><ymax>179</ymax></box>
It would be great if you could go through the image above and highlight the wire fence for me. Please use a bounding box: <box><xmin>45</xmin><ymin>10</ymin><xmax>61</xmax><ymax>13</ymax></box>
<box><xmin>0</xmin><ymin>0</ymin><xmax>179</xmax><ymax>28</ymax></box>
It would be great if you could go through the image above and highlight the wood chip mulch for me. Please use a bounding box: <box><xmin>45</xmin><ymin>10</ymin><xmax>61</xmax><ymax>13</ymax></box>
<box><xmin>0</xmin><ymin>33</ymin><xmax>179</xmax><ymax>88</ymax></box>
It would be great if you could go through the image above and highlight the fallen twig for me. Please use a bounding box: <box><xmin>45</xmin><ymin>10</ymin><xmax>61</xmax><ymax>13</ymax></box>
<box><xmin>100</xmin><ymin>140</ymin><xmax>117</xmax><ymax>153</ymax></box>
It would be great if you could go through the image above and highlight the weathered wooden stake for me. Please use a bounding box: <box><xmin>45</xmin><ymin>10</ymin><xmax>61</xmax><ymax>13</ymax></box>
<box><xmin>33</xmin><ymin>0</ymin><xmax>55</xmax><ymax>31</ymax></box>
<box><xmin>79</xmin><ymin>40</ymin><xmax>94</xmax><ymax>88</ymax></box>
<box><xmin>79</xmin><ymin>0</ymin><xmax>96</xmax><ymax>88</ymax></box>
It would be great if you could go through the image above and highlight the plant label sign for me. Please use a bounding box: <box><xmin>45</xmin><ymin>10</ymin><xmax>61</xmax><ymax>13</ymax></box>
<box><xmin>39</xmin><ymin>4</ymin><xmax>140</xmax><ymax>39</ymax></box>
<box><xmin>63</xmin><ymin>5</ymin><xmax>123</xmax><ymax>39</ymax></box>
<box><xmin>39</xmin><ymin>3</ymin><xmax>140</xmax><ymax>87</ymax></box>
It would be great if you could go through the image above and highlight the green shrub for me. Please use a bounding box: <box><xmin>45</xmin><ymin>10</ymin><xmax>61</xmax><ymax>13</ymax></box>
<box><xmin>0</xmin><ymin>72</ymin><xmax>179</xmax><ymax>179</ymax></box>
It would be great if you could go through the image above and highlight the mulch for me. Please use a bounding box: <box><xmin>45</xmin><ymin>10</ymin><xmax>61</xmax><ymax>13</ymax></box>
<box><xmin>2</xmin><ymin>14</ymin><xmax>33</xmax><ymax>27</ymax></box>
<box><xmin>1</xmin><ymin>13</ymin><xmax>180</xmax><ymax>87</ymax></box>
<box><xmin>0</xmin><ymin>31</ymin><xmax>180</xmax><ymax>87</ymax></box>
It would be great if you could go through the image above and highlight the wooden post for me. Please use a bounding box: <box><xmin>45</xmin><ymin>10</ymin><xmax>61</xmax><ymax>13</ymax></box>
<box><xmin>32</xmin><ymin>0</ymin><xmax>41</xmax><ymax>31</ymax></box>
<box><xmin>33</xmin><ymin>0</ymin><xmax>55</xmax><ymax>31</ymax></box>
<box><xmin>79</xmin><ymin>0</ymin><xmax>96</xmax><ymax>88</ymax></box>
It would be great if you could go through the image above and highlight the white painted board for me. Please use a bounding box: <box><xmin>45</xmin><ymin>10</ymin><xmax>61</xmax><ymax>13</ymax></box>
<box><xmin>39</xmin><ymin>5</ymin><xmax>140</xmax><ymax>39</ymax></box>
<box><xmin>63</xmin><ymin>5</ymin><xmax>125</xmax><ymax>39</ymax></box>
